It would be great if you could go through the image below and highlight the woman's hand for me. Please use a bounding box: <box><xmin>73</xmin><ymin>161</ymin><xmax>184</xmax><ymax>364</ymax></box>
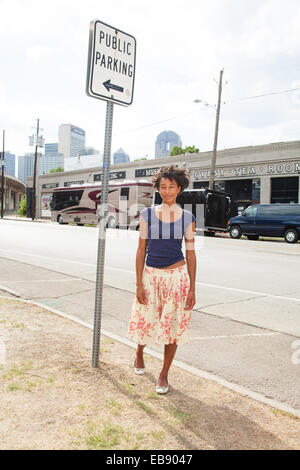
<box><xmin>136</xmin><ymin>285</ymin><xmax>147</xmax><ymax>305</ymax></box>
<box><xmin>185</xmin><ymin>289</ymin><xmax>196</xmax><ymax>310</ymax></box>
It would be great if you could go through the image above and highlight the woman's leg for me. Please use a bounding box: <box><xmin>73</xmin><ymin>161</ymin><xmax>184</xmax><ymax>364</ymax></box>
<box><xmin>135</xmin><ymin>344</ymin><xmax>146</xmax><ymax>368</ymax></box>
<box><xmin>158</xmin><ymin>343</ymin><xmax>177</xmax><ymax>387</ymax></box>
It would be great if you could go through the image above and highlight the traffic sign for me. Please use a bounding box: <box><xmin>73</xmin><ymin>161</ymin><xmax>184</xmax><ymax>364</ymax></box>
<box><xmin>86</xmin><ymin>20</ymin><xmax>136</xmax><ymax>106</ymax></box>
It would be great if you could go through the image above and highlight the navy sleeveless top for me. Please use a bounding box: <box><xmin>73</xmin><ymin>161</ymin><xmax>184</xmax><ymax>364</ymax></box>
<box><xmin>141</xmin><ymin>207</ymin><xmax>196</xmax><ymax>268</ymax></box>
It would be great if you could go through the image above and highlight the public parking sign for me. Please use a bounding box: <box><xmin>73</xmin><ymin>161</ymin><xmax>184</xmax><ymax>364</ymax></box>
<box><xmin>86</xmin><ymin>20</ymin><xmax>136</xmax><ymax>106</ymax></box>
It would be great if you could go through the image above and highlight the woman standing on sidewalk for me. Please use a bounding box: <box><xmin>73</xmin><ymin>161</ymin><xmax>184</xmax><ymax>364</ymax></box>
<box><xmin>128</xmin><ymin>165</ymin><xmax>196</xmax><ymax>394</ymax></box>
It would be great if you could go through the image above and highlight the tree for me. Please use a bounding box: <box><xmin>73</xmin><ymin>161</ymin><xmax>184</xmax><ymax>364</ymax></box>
<box><xmin>49</xmin><ymin>166</ymin><xmax>64</xmax><ymax>173</ymax></box>
<box><xmin>169</xmin><ymin>145</ymin><xmax>199</xmax><ymax>156</ymax></box>
<box><xmin>169</xmin><ymin>146</ymin><xmax>184</xmax><ymax>156</ymax></box>
<box><xmin>184</xmin><ymin>145</ymin><xmax>199</xmax><ymax>154</ymax></box>
<box><xmin>17</xmin><ymin>196</ymin><xmax>27</xmax><ymax>217</ymax></box>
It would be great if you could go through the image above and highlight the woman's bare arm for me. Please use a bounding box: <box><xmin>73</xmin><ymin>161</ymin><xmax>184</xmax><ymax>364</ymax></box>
<box><xmin>136</xmin><ymin>214</ymin><xmax>148</xmax><ymax>304</ymax></box>
<box><xmin>184</xmin><ymin>221</ymin><xmax>196</xmax><ymax>309</ymax></box>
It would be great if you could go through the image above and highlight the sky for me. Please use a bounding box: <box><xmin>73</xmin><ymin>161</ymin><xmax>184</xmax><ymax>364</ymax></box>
<box><xmin>1</xmin><ymin>0</ymin><xmax>300</xmax><ymax>166</ymax></box>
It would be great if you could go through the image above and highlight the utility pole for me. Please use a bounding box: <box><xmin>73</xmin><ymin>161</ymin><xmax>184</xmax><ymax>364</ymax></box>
<box><xmin>209</xmin><ymin>69</ymin><xmax>224</xmax><ymax>190</ymax></box>
<box><xmin>32</xmin><ymin>119</ymin><xmax>40</xmax><ymax>220</ymax></box>
<box><xmin>1</xmin><ymin>130</ymin><xmax>5</xmax><ymax>219</ymax></box>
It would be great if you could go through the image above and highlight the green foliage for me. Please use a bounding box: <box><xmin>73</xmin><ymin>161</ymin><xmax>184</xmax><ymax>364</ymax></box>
<box><xmin>169</xmin><ymin>146</ymin><xmax>184</xmax><ymax>156</ymax></box>
<box><xmin>169</xmin><ymin>145</ymin><xmax>199</xmax><ymax>156</ymax></box>
<box><xmin>184</xmin><ymin>145</ymin><xmax>199</xmax><ymax>154</ymax></box>
<box><xmin>49</xmin><ymin>166</ymin><xmax>64</xmax><ymax>173</ymax></box>
<box><xmin>17</xmin><ymin>196</ymin><xmax>27</xmax><ymax>217</ymax></box>
<box><xmin>134</xmin><ymin>157</ymin><xmax>148</xmax><ymax>161</ymax></box>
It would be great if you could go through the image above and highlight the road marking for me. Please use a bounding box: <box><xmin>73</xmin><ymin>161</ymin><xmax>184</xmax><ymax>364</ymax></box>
<box><xmin>0</xmin><ymin>249</ymin><xmax>95</xmax><ymax>267</ymax></box>
<box><xmin>192</xmin><ymin>332</ymin><xmax>281</xmax><ymax>340</ymax></box>
<box><xmin>0</xmin><ymin>248</ymin><xmax>299</xmax><ymax>302</ymax></box>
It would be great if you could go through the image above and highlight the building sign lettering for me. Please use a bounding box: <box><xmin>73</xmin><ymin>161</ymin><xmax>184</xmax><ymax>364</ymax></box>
<box><xmin>64</xmin><ymin>180</ymin><xmax>85</xmax><ymax>187</ymax></box>
<box><xmin>42</xmin><ymin>183</ymin><xmax>59</xmax><ymax>189</ymax></box>
<box><xmin>135</xmin><ymin>167</ymin><xmax>160</xmax><ymax>178</ymax></box>
<box><xmin>193</xmin><ymin>161</ymin><xmax>300</xmax><ymax>180</ymax></box>
<box><xmin>93</xmin><ymin>171</ymin><xmax>126</xmax><ymax>181</ymax></box>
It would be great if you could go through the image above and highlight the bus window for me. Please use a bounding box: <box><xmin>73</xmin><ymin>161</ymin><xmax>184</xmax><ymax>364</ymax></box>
<box><xmin>120</xmin><ymin>187</ymin><xmax>129</xmax><ymax>200</ymax></box>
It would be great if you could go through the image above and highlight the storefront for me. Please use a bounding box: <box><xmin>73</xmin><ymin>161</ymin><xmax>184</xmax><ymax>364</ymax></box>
<box><xmin>31</xmin><ymin>140</ymin><xmax>300</xmax><ymax>218</ymax></box>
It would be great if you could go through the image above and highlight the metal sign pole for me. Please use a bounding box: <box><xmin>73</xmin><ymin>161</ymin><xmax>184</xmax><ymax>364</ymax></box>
<box><xmin>92</xmin><ymin>100</ymin><xmax>114</xmax><ymax>368</ymax></box>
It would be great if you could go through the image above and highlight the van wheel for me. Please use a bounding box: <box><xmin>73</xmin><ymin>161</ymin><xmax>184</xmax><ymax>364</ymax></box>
<box><xmin>284</xmin><ymin>229</ymin><xmax>299</xmax><ymax>244</ymax></box>
<box><xmin>58</xmin><ymin>215</ymin><xmax>64</xmax><ymax>225</ymax></box>
<box><xmin>230</xmin><ymin>225</ymin><xmax>242</xmax><ymax>239</ymax></box>
<box><xmin>107</xmin><ymin>216</ymin><xmax>117</xmax><ymax>229</ymax></box>
<box><xmin>247</xmin><ymin>235</ymin><xmax>259</xmax><ymax>240</ymax></box>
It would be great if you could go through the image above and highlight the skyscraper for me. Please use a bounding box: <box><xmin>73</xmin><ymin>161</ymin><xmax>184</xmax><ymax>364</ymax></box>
<box><xmin>40</xmin><ymin>142</ymin><xmax>64</xmax><ymax>174</ymax></box>
<box><xmin>39</xmin><ymin>155</ymin><xmax>64</xmax><ymax>175</ymax></box>
<box><xmin>113</xmin><ymin>148</ymin><xmax>130</xmax><ymax>164</ymax></box>
<box><xmin>58</xmin><ymin>124</ymin><xmax>86</xmax><ymax>158</ymax></box>
<box><xmin>155</xmin><ymin>131</ymin><xmax>182</xmax><ymax>158</ymax></box>
<box><xmin>44</xmin><ymin>143</ymin><xmax>59</xmax><ymax>155</ymax></box>
<box><xmin>3</xmin><ymin>152</ymin><xmax>16</xmax><ymax>177</ymax></box>
<box><xmin>18</xmin><ymin>153</ymin><xmax>36</xmax><ymax>184</ymax></box>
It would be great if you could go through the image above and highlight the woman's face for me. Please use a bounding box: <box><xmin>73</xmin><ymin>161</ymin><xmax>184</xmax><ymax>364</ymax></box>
<box><xmin>158</xmin><ymin>177</ymin><xmax>181</xmax><ymax>204</ymax></box>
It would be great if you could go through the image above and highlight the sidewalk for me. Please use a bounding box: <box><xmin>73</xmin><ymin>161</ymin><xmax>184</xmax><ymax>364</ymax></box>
<box><xmin>0</xmin><ymin>295</ymin><xmax>299</xmax><ymax>450</ymax></box>
<box><xmin>3</xmin><ymin>215</ymin><xmax>51</xmax><ymax>223</ymax></box>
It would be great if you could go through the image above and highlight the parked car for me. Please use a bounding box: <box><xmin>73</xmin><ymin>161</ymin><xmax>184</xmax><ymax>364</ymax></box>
<box><xmin>229</xmin><ymin>203</ymin><xmax>300</xmax><ymax>243</ymax></box>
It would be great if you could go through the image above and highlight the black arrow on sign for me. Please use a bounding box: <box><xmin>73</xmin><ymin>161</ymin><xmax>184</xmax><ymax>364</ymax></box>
<box><xmin>103</xmin><ymin>80</ymin><xmax>124</xmax><ymax>93</ymax></box>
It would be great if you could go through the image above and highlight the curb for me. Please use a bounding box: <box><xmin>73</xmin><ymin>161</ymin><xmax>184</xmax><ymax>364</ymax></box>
<box><xmin>1</xmin><ymin>294</ymin><xmax>300</xmax><ymax>419</ymax></box>
<box><xmin>3</xmin><ymin>217</ymin><xmax>50</xmax><ymax>224</ymax></box>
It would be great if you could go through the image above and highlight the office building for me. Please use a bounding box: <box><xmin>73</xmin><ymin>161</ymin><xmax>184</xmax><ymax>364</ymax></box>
<box><xmin>18</xmin><ymin>153</ymin><xmax>36</xmax><ymax>184</ymax></box>
<box><xmin>113</xmin><ymin>148</ymin><xmax>130</xmax><ymax>164</ymax></box>
<box><xmin>45</xmin><ymin>143</ymin><xmax>59</xmax><ymax>155</ymax></box>
<box><xmin>155</xmin><ymin>131</ymin><xmax>182</xmax><ymax>158</ymax></box>
<box><xmin>58</xmin><ymin>124</ymin><xmax>86</xmax><ymax>158</ymax></box>
<box><xmin>39</xmin><ymin>154</ymin><xmax>64</xmax><ymax>175</ymax></box>
<box><xmin>2</xmin><ymin>152</ymin><xmax>16</xmax><ymax>177</ymax></box>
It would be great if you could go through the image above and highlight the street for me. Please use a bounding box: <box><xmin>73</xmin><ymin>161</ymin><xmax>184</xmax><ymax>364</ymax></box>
<box><xmin>0</xmin><ymin>218</ymin><xmax>300</xmax><ymax>410</ymax></box>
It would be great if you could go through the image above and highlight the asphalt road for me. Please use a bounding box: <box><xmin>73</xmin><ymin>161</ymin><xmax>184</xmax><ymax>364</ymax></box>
<box><xmin>1</xmin><ymin>218</ymin><xmax>300</xmax><ymax>410</ymax></box>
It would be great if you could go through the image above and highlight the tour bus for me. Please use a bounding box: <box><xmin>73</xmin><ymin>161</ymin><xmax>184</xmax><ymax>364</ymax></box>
<box><xmin>153</xmin><ymin>188</ymin><xmax>232</xmax><ymax>236</ymax></box>
<box><xmin>50</xmin><ymin>180</ymin><xmax>153</xmax><ymax>228</ymax></box>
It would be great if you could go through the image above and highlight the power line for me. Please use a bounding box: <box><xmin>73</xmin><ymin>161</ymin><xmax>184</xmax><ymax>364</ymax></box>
<box><xmin>227</xmin><ymin>62</ymin><xmax>300</xmax><ymax>82</ymax></box>
<box><xmin>224</xmin><ymin>86</ymin><xmax>300</xmax><ymax>104</ymax></box>
<box><xmin>116</xmin><ymin>85</ymin><xmax>300</xmax><ymax>138</ymax></box>
<box><xmin>115</xmin><ymin>107</ymin><xmax>211</xmax><ymax>136</ymax></box>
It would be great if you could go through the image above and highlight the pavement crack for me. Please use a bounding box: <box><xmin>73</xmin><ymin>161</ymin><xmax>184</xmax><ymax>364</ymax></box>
<box><xmin>197</xmin><ymin>295</ymin><xmax>267</xmax><ymax>311</ymax></box>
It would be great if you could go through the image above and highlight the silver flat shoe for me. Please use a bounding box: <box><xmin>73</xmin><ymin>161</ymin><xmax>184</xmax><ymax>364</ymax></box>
<box><xmin>134</xmin><ymin>367</ymin><xmax>145</xmax><ymax>375</ymax></box>
<box><xmin>156</xmin><ymin>384</ymin><xmax>169</xmax><ymax>394</ymax></box>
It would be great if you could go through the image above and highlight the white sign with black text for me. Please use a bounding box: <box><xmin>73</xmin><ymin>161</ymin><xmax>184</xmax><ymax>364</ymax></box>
<box><xmin>86</xmin><ymin>20</ymin><xmax>136</xmax><ymax>106</ymax></box>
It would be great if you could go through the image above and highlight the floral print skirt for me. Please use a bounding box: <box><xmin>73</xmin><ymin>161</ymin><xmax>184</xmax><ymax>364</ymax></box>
<box><xmin>128</xmin><ymin>264</ymin><xmax>192</xmax><ymax>345</ymax></box>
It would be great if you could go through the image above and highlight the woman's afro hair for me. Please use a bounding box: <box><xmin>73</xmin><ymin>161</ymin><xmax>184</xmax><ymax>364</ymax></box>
<box><xmin>152</xmin><ymin>165</ymin><xmax>190</xmax><ymax>194</ymax></box>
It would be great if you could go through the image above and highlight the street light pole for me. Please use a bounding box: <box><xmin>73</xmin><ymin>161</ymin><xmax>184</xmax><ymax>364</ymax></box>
<box><xmin>32</xmin><ymin>119</ymin><xmax>40</xmax><ymax>220</ymax></box>
<box><xmin>209</xmin><ymin>69</ymin><xmax>224</xmax><ymax>190</ymax></box>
